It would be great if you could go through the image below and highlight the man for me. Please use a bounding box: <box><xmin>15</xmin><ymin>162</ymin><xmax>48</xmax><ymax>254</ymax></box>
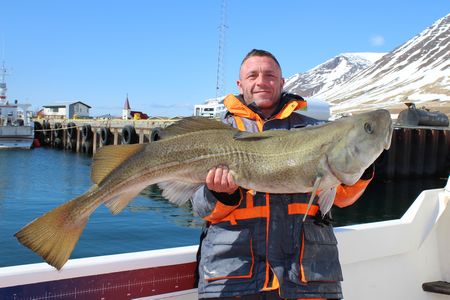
<box><xmin>191</xmin><ymin>49</ymin><xmax>373</xmax><ymax>299</ymax></box>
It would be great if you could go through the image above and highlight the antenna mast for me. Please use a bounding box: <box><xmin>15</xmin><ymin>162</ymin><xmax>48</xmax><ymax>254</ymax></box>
<box><xmin>215</xmin><ymin>0</ymin><xmax>227</xmax><ymax>99</ymax></box>
<box><xmin>0</xmin><ymin>62</ymin><xmax>7</xmax><ymax>103</ymax></box>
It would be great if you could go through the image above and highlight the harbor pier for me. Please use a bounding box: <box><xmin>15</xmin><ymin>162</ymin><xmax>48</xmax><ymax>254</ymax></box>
<box><xmin>33</xmin><ymin>118</ymin><xmax>179</xmax><ymax>154</ymax></box>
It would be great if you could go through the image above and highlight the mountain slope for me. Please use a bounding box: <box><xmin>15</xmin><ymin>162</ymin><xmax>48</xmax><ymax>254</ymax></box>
<box><xmin>314</xmin><ymin>13</ymin><xmax>450</xmax><ymax>115</ymax></box>
<box><xmin>284</xmin><ymin>52</ymin><xmax>386</xmax><ymax>98</ymax></box>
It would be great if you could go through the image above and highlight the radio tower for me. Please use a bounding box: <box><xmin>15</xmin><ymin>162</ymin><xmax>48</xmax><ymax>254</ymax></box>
<box><xmin>215</xmin><ymin>0</ymin><xmax>227</xmax><ymax>100</ymax></box>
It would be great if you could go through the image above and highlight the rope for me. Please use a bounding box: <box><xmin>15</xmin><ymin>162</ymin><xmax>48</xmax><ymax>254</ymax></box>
<box><xmin>33</xmin><ymin>125</ymin><xmax>82</xmax><ymax>132</ymax></box>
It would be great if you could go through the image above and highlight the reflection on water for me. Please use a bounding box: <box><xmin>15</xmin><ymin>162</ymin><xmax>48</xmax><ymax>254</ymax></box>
<box><xmin>131</xmin><ymin>185</ymin><xmax>204</xmax><ymax>228</ymax></box>
<box><xmin>332</xmin><ymin>177</ymin><xmax>447</xmax><ymax>227</ymax></box>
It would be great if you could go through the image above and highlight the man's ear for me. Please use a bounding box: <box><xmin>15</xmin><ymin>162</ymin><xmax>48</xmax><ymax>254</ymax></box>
<box><xmin>237</xmin><ymin>79</ymin><xmax>243</xmax><ymax>94</ymax></box>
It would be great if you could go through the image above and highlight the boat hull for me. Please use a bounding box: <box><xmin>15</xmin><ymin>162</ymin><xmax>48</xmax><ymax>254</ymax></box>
<box><xmin>0</xmin><ymin>126</ymin><xmax>34</xmax><ymax>149</ymax></box>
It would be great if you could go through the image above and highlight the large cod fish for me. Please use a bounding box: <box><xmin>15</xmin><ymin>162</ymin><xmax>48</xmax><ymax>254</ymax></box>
<box><xmin>15</xmin><ymin>109</ymin><xmax>393</xmax><ymax>269</ymax></box>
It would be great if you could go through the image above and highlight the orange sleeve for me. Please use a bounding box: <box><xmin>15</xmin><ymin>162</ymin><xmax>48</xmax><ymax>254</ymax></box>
<box><xmin>204</xmin><ymin>189</ymin><xmax>243</xmax><ymax>223</ymax></box>
<box><xmin>334</xmin><ymin>178</ymin><xmax>372</xmax><ymax>208</ymax></box>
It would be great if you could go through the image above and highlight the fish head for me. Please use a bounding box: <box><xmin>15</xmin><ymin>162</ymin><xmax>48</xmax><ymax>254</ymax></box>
<box><xmin>326</xmin><ymin>109</ymin><xmax>393</xmax><ymax>185</ymax></box>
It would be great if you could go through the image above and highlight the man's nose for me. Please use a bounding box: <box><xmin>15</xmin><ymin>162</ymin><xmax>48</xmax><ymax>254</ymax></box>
<box><xmin>256</xmin><ymin>74</ymin><xmax>268</xmax><ymax>85</ymax></box>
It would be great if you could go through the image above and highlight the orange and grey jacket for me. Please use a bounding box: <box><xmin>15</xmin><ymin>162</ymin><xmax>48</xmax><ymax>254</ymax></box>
<box><xmin>192</xmin><ymin>93</ymin><xmax>372</xmax><ymax>299</ymax></box>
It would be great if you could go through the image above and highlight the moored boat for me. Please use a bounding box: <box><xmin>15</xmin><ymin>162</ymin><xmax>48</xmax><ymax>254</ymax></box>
<box><xmin>0</xmin><ymin>178</ymin><xmax>449</xmax><ymax>300</ymax></box>
<box><xmin>0</xmin><ymin>63</ymin><xmax>34</xmax><ymax>149</ymax></box>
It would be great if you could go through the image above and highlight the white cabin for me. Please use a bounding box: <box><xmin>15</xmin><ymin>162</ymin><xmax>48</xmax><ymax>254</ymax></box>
<box><xmin>194</xmin><ymin>98</ymin><xmax>226</xmax><ymax>118</ymax></box>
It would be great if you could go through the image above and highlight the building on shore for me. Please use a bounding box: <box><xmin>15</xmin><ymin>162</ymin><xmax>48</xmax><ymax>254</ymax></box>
<box><xmin>122</xmin><ymin>95</ymin><xmax>131</xmax><ymax>120</ymax></box>
<box><xmin>42</xmin><ymin>101</ymin><xmax>91</xmax><ymax>119</ymax></box>
<box><xmin>122</xmin><ymin>95</ymin><xmax>149</xmax><ymax>120</ymax></box>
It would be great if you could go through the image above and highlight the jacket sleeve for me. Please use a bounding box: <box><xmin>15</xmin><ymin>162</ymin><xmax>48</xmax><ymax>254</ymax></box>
<box><xmin>191</xmin><ymin>185</ymin><xmax>243</xmax><ymax>223</ymax></box>
<box><xmin>334</xmin><ymin>179</ymin><xmax>372</xmax><ymax>208</ymax></box>
<box><xmin>333</xmin><ymin>164</ymin><xmax>375</xmax><ymax>208</ymax></box>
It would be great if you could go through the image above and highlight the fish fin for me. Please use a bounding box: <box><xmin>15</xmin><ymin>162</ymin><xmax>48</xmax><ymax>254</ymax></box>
<box><xmin>303</xmin><ymin>176</ymin><xmax>322</xmax><ymax>221</ymax></box>
<box><xmin>234</xmin><ymin>129</ymin><xmax>290</xmax><ymax>141</ymax></box>
<box><xmin>92</xmin><ymin>144</ymin><xmax>145</xmax><ymax>184</ymax></box>
<box><xmin>161</xmin><ymin>117</ymin><xmax>236</xmax><ymax>138</ymax></box>
<box><xmin>157</xmin><ymin>181</ymin><xmax>201</xmax><ymax>206</ymax></box>
<box><xmin>318</xmin><ymin>186</ymin><xmax>337</xmax><ymax>216</ymax></box>
<box><xmin>15</xmin><ymin>193</ymin><xmax>93</xmax><ymax>270</ymax></box>
<box><xmin>104</xmin><ymin>189</ymin><xmax>142</xmax><ymax>214</ymax></box>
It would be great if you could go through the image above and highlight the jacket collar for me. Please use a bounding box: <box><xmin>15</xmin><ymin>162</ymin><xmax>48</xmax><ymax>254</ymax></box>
<box><xmin>223</xmin><ymin>93</ymin><xmax>307</xmax><ymax>121</ymax></box>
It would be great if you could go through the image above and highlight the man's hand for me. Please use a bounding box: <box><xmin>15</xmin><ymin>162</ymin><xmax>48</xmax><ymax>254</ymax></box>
<box><xmin>206</xmin><ymin>165</ymin><xmax>239</xmax><ymax>194</ymax></box>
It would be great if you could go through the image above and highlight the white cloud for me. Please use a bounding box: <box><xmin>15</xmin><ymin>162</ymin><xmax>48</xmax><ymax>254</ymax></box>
<box><xmin>370</xmin><ymin>35</ymin><xmax>385</xmax><ymax>46</ymax></box>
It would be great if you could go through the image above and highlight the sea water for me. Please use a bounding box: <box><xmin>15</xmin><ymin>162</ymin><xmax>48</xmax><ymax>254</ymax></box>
<box><xmin>0</xmin><ymin>148</ymin><xmax>203</xmax><ymax>267</ymax></box>
<box><xmin>0</xmin><ymin>148</ymin><xmax>446</xmax><ymax>267</ymax></box>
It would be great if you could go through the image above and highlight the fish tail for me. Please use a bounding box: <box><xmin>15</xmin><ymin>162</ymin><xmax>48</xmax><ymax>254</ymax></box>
<box><xmin>14</xmin><ymin>194</ymin><xmax>91</xmax><ymax>270</ymax></box>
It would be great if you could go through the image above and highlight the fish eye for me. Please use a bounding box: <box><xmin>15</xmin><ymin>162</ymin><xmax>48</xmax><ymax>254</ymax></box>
<box><xmin>364</xmin><ymin>122</ymin><xmax>373</xmax><ymax>134</ymax></box>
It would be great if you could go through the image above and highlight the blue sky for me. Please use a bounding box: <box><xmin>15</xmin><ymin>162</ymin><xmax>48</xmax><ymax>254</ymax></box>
<box><xmin>1</xmin><ymin>1</ymin><xmax>448</xmax><ymax>117</ymax></box>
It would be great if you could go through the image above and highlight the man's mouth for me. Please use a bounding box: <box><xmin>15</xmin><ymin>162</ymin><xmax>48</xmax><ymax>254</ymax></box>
<box><xmin>254</xmin><ymin>90</ymin><xmax>271</xmax><ymax>95</ymax></box>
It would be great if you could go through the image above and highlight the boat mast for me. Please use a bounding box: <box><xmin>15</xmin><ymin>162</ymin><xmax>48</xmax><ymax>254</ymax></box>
<box><xmin>0</xmin><ymin>62</ymin><xmax>7</xmax><ymax>105</ymax></box>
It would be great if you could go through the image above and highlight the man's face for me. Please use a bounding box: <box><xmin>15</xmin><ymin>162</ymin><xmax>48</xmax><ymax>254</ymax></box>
<box><xmin>237</xmin><ymin>55</ymin><xmax>284</xmax><ymax>116</ymax></box>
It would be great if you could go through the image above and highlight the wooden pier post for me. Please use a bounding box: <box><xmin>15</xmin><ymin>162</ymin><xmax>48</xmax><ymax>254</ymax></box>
<box><xmin>92</xmin><ymin>127</ymin><xmax>98</xmax><ymax>154</ymax></box>
<box><xmin>76</xmin><ymin>127</ymin><xmax>81</xmax><ymax>153</ymax></box>
<box><xmin>113</xmin><ymin>128</ymin><xmax>119</xmax><ymax>145</ymax></box>
<box><xmin>63</xmin><ymin>126</ymin><xmax>67</xmax><ymax>149</ymax></box>
<box><xmin>139</xmin><ymin>129</ymin><xmax>144</xmax><ymax>144</ymax></box>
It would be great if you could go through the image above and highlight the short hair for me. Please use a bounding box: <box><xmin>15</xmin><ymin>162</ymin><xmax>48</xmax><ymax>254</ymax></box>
<box><xmin>240</xmin><ymin>49</ymin><xmax>281</xmax><ymax>69</ymax></box>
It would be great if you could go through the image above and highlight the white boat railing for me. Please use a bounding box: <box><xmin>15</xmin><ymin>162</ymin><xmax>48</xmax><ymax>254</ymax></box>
<box><xmin>1</xmin><ymin>180</ymin><xmax>449</xmax><ymax>300</ymax></box>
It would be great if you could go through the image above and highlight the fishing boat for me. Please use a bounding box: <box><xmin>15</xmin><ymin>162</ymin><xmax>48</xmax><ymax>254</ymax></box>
<box><xmin>0</xmin><ymin>63</ymin><xmax>34</xmax><ymax>149</ymax></box>
<box><xmin>1</xmin><ymin>177</ymin><xmax>449</xmax><ymax>300</ymax></box>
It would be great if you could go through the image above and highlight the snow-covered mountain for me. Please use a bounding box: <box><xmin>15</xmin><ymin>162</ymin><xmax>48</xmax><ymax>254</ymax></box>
<box><xmin>284</xmin><ymin>52</ymin><xmax>386</xmax><ymax>98</ymax></box>
<box><xmin>285</xmin><ymin>13</ymin><xmax>450</xmax><ymax>117</ymax></box>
